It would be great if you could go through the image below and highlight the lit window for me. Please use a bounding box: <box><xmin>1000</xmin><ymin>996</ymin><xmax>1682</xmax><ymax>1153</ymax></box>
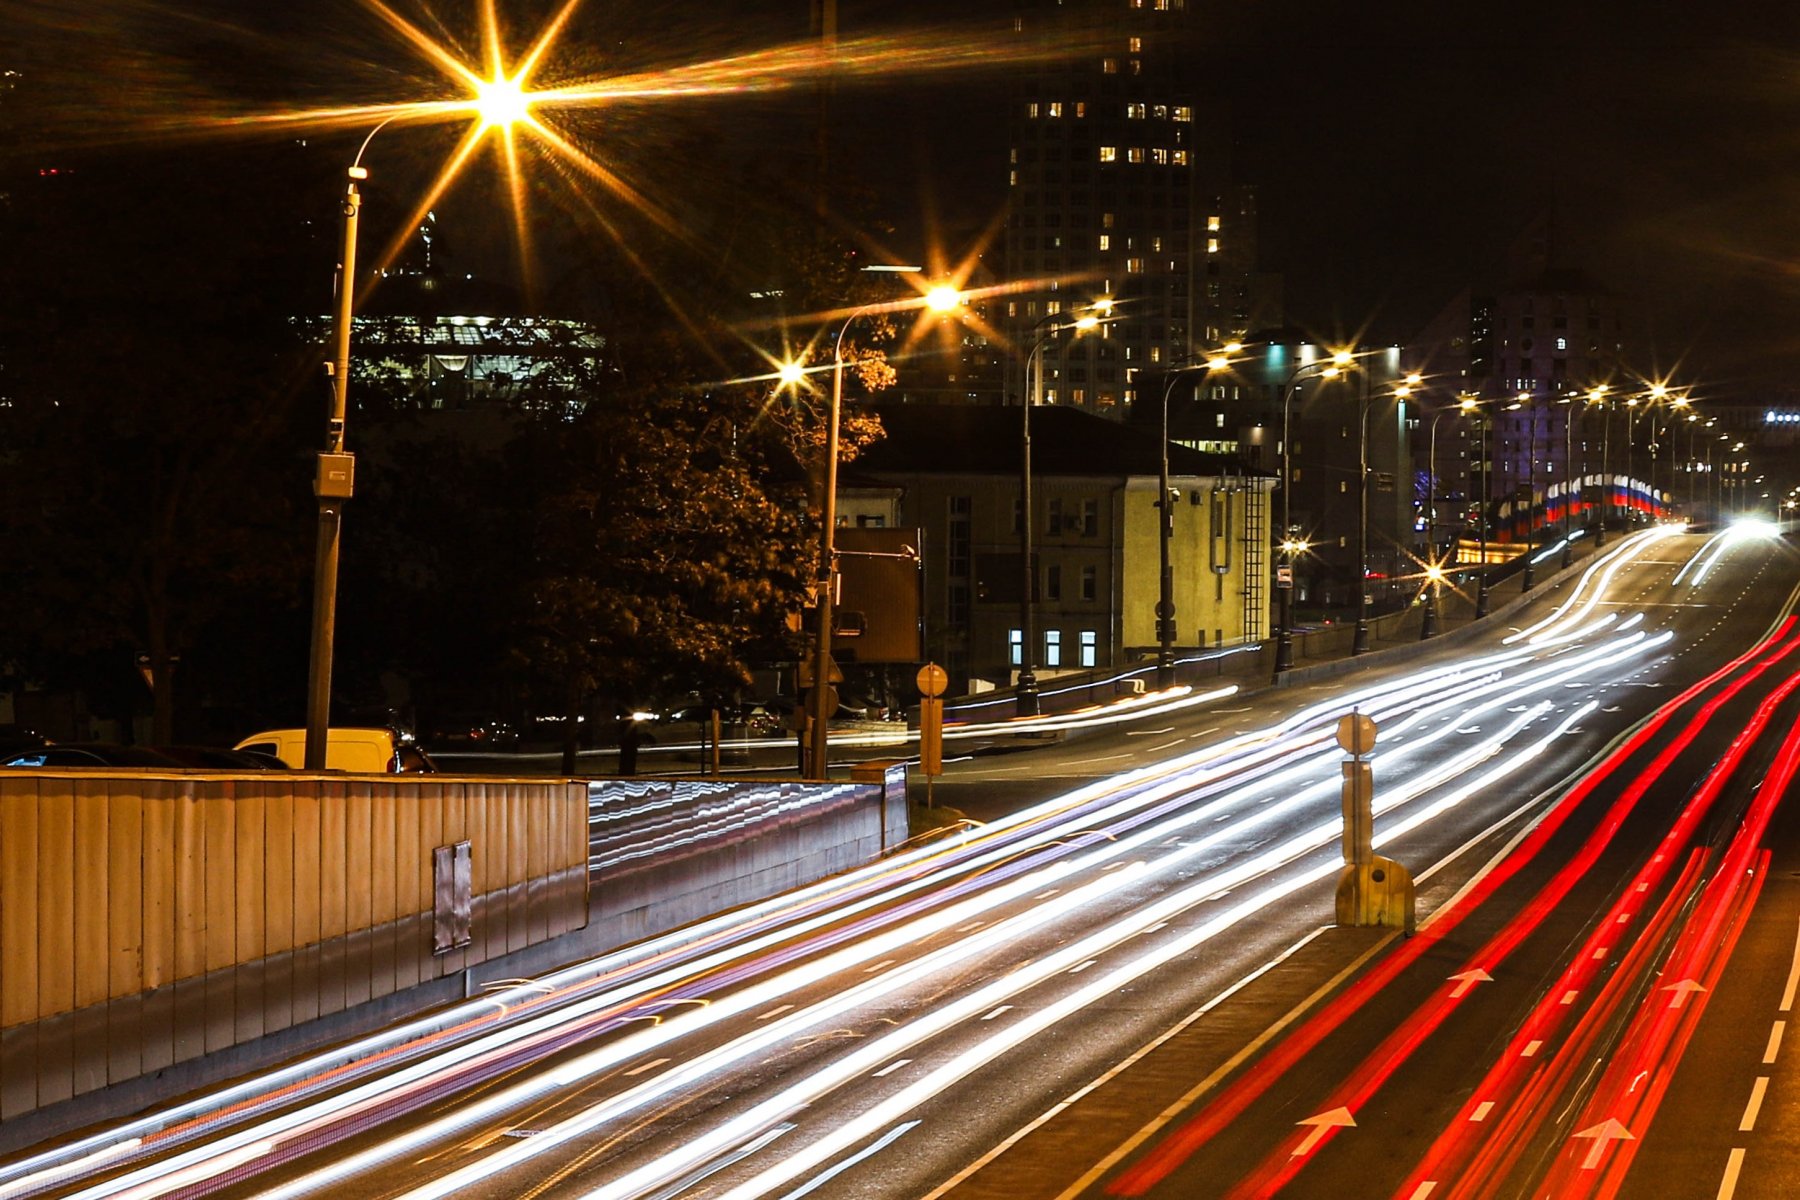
<box><xmin>1047</xmin><ymin>101</ymin><xmax>1063</xmax><ymax>118</ymax></box>
<box><xmin>1127</xmin><ymin>257</ymin><xmax>1145</xmax><ymax>273</ymax></box>
<box><xmin>1099</xmin><ymin>146</ymin><xmax>1117</xmax><ymax>163</ymax></box>
<box><xmin>1152</xmin><ymin>236</ymin><xmax>1163</xmax><ymax>251</ymax></box>
<box><xmin>1009</xmin><ymin>628</ymin><xmax>1023</xmax><ymax>667</ymax></box>
<box><xmin>1047</xmin><ymin>299</ymin><xmax>1062</xmax><ymax>314</ymax></box>
<box><xmin>1207</xmin><ymin>215</ymin><xmax>1221</xmax><ymax>231</ymax></box>
<box><xmin>1102</xmin><ymin>58</ymin><xmax>1118</xmax><ymax>74</ymax></box>
<box><xmin>1098</xmin><ymin>234</ymin><xmax>1111</xmax><ymax>250</ymax></box>
<box><xmin>1128</xmin><ymin>147</ymin><xmax>1145</xmax><ymax>163</ymax></box>
<box><xmin>1027</xmin><ymin>102</ymin><xmax>1039</xmax><ymax>118</ymax></box>
<box><xmin>1102</xmin><ymin>212</ymin><xmax>1116</xmax><ymax>229</ymax></box>
<box><xmin>1080</xmin><ymin>630</ymin><xmax>1098</xmax><ymax>667</ymax></box>
<box><xmin>1153</xmin><ymin>104</ymin><xmax>1168</xmax><ymax>119</ymax></box>
<box><xmin>1149</xmin><ymin>345</ymin><xmax>1162</xmax><ymax>363</ymax></box>
<box><xmin>1172</xmin><ymin>150</ymin><xmax>1188</xmax><ymax>165</ymax></box>
<box><xmin>1075</xmin><ymin>102</ymin><xmax>1087</xmax><ymax>117</ymax></box>
<box><xmin>1173</xmin><ymin>106</ymin><xmax>1192</xmax><ymax>122</ymax></box>
<box><xmin>1207</xmin><ymin>238</ymin><xmax>1220</xmax><ymax>253</ymax></box>
<box><xmin>1129</xmin><ymin>37</ymin><xmax>1143</xmax><ymax>52</ymax></box>
<box><xmin>1127</xmin><ymin>103</ymin><xmax>1146</xmax><ymax>119</ymax></box>
<box><xmin>1556</xmin><ymin>336</ymin><xmax>1567</xmax><ymax>351</ymax></box>
<box><xmin>1152</xmin><ymin>148</ymin><xmax>1168</xmax><ymax>164</ymax></box>
<box><xmin>1045</xmin><ymin>630</ymin><xmax>1063</xmax><ymax>667</ymax></box>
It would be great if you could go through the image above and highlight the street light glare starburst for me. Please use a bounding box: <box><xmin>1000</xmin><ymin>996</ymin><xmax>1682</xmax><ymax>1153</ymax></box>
<box><xmin>474</xmin><ymin>73</ymin><xmax>533</xmax><ymax>130</ymax></box>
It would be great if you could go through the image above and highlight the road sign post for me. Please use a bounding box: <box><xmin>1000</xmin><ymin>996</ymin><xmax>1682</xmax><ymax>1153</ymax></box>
<box><xmin>916</xmin><ymin>663</ymin><xmax>948</xmax><ymax>807</ymax></box>
<box><xmin>1333</xmin><ymin>710</ymin><xmax>1415</xmax><ymax>934</ymax></box>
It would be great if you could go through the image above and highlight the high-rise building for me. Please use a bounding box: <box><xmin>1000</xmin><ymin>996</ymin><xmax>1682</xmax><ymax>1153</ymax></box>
<box><xmin>1002</xmin><ymin>0</ymin><xmax>1270</xmax><ymax>418</ymax></box>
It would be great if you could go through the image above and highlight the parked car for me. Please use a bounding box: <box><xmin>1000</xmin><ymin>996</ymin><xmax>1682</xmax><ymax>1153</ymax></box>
<box><xmin>153</xmin><ymin>745</ymin><xmax>287</xmax><ymax>770</ymax></box>
<box><xmin>232</xmin><ymin>727</ymin><xmax>437</xmax><ymax>773</ymax></box>
<box><xmin>3</xmin><ymin>744</ymin><xmax>188</xmax><ymax>769</ymax></box>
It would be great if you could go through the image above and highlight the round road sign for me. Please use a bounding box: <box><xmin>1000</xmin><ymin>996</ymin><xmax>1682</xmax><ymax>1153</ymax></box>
<box><xmin>916</xmin><ymin>662</ymin><xmax>948</xmax><ymax>698</ymax></box>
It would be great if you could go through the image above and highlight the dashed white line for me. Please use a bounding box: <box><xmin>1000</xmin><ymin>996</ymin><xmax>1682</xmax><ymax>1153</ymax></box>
<box><xmin>624</xmin><ymin>1057</ymin><xmax>670</xmax><ymax>1077</ymax></box>
<box><xmin>981</xmin><ymin>1005</ymin><xmax>1013</xmax><ymax>1021</ymax></box>
<box><xmin>1738</xmin><ymin>1077</ymin><xmax>1769</xmax><ymax>1132</ymax></box>
<box><xmin>872</xmin><ymin>1059</ymin><xmax>911</xmax><ymax>1078</ymax></box>
<box><xmin>865</xmin><ymin>958</ymin><xmax>895</xmax><ymax>974</ymax></box>
<box><xmin>1522</xmin><ymin>1040</ymin><xmax>1543</xmax><ymax>1058</ymax></box>
<box><xmin>1763</xmin><ymin>1021</ymin><xmax>1785</xmax><ymax>1065</ymax></box>
<box><xmin>1717</xmin><ymin>1146</ymin><xmax>1746</xmax><ymax>1199</ymax></box>
<box><xmin>1781</xmin><ymin>918</ymin><xmax>1800</xmax><ymax>1011</ymax></box>
<box><xmin>1470</xmin><ymin>1101</ymin><xmax>1495</xmax><ymax>1122</ymax></box>
<box><xmin>759</xmin><ymin>1004</ymin><xmax>794</xmax><ymax>1021</ymax></box>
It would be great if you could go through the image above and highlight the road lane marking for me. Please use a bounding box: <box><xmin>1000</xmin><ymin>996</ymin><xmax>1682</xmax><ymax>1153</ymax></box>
<box><xmin>1781</xmin><ymin>918</ymin><xmax>1800</xmax><ymax>1011</ymax></box>
<box><xmin>939</xmin><ymin>927</ymin><xmax>1348</xmax><ymax>1200</ymax></box>
<box><xmin>872</xmin><ymin>1058</ymin><xmax>910</xmax><ymax>1078</ymax></box>
<box><xmin>1470</xmin><ymin>1102</ymin><xmax>1494</xmax><ymax>1122</ymax></box>
<box><xmin>1523</xmin><ymin>1040</ymin><xmax>1543</xmax><ymax>1057</ymax></box>
<box><xmin>1035</xmin><ymin>889</ymin><xmax>1061</xmax><ymax>900</ymax></box>
<box><xmin>1406</xmin><ymin>1184</ymin><xmax>1438</xmax><ymax>1200</ymax></box>
<box><xmin>957</xmin><ymin>921</ymin><xmax>986</xmax><ymax>933</ymax></box>
<box><xmin>864</xmin><ymin>959</ymin><xmax>895</xmax><ymax>973</ymax></box>
<box><xmin>759</xmin><ymin>1004</ymin><xmax>794</xmax><ymax>1020</ymax></box>
<box><xmin>1763</xmin><ymin>1021</ymin><xmax>1785</xmax><ymax>1064</ymax></box>
<box><xmin>624</xmin><ymin>1057</ymin><xmax>670</xmax><ymax>1077</ymax></box>
<box><xmin>1592</xmin><ymin>946</ymin><xmax>1610</xmax><ymax>961</ymax></box>
<box><xmin>1560</xmin><ymin>990</ymin><xmax>1578</xmax><ymax>1006</ymax></box>
<box><xmin>1738</xmin><ymin>1077</ymin><xmax>1769</xmax><ymax>1131</ymax></box>
<box><xmin>1070</xmin><ymin>959</ymin><xmax>1097</xmax><ymax>974</ymax></box>
<box><xmin>981</xmin><ymin>1005</ymin><xmax>1012</xmax><ymax>1021</ymax></box>
<box><xmin>1717</xmin><ymin>1146</ymin><xmax>1746</xmax><ymax>1199</ymax></box>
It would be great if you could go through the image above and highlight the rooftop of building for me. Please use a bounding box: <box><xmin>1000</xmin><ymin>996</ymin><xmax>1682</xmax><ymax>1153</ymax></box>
<box><xmin>855</xmin><ymin>403</ymin><xmax>1268</xmax><ymax>480</ymax></box>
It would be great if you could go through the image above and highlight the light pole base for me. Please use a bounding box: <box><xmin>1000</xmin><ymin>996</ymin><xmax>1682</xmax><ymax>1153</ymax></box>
<box><xmin>1352</xmin><ymin>618</ymin><xmax>1371</xmax><ymax>655</ymax></box>
<box><xmin>1016</xmin><ymin>672</ymin><xmax>1040</xmax><ymax>718</ymax></box>
<box><xmin>1420</xmin><ymin>601</ymin><xmax>1438</xmax><ymax>640</ymax></box>
<box><xmin>1476</xmin><ymin>580</ymin><xmax>1490</xmax><ymax>618</ymax></box>
<box><xmin>1273</xmin><ymin>630</ymin><xmax>1294</xmax><ymax>679</ymax></box>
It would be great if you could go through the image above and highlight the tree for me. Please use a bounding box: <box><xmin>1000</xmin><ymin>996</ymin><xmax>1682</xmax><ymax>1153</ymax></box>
<box><xmin>0</xmin><ymin>132</ymin><xmax>324</xmax><ymax>743</ymax></box>
<box><xmin>508</xmin><ymin>328</ymin><xmax>815</xmax><ymax>773</ymax></box>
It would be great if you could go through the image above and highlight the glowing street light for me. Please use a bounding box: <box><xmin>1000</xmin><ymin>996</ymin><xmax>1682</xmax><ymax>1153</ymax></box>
<box><xmin>302</xmin><ymin>93</ymin><xmax>534</xmax><ymax>769</ymax></box>
<box><xmin>807</xmin><ymin>284</ymin><xmax>964</xmax><ymax>777</ymax></box>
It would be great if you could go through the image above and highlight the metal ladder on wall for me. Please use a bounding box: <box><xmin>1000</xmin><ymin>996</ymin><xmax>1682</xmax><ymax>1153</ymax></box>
<box><xmin>1240</xmin><ymin>481</ymin><xmax>1267</xmax><ymax>641</ymax></box>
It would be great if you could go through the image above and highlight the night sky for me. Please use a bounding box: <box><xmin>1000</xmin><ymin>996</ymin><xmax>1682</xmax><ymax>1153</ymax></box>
<box><xmin>13</xmin><ymin>0</ymin><xmax>1800</xmax><ymax>391</ymax></box>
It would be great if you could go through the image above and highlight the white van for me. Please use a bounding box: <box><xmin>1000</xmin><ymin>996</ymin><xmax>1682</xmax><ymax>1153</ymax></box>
<box><xmin>232</xmin><ymin>727</ymin><xmax>437</xmax><ymax>774</ymax></box>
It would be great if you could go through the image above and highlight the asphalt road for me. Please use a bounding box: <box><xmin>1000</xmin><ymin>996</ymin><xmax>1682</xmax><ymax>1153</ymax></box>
<box><xmin>10</xmin><ymin>525</ymin><xmax>1799</xmax><ymax>1200</ymax></box>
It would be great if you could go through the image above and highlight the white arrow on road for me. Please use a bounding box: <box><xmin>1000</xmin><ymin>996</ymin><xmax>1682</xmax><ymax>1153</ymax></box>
<box><xmin>1573</xmin><ymin>1118</ymin><xmax>1635</xmax><ymax>1169</ymax></box>
<box><xmin>1661</xmin><ymin>979</ymin><xmax>1706</xmax><ymax>1009</ymax></box>
<box><xmin>1447</xmin><ymin>969</ymin><xmax>1493</xmax><ymax>998</ymax></box>
<box><xmin>1292</xmin><ymin>1107</ymin><xmax>1356</xmax><ymax>1156</ymax></box>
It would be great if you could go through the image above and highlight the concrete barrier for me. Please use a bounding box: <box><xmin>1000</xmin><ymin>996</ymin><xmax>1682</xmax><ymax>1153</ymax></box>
<box><xmin>0</xmin><ymin>772</ymin><xmax>586</xmax><ymax>1122</ymax></box>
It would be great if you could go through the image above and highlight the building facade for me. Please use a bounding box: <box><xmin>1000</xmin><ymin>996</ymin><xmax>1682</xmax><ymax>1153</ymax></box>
<box><xmin>1001</xmin><ymin>0</ymin><xmax>1271</xmax><ymax>417</ymax></box>
<box><xmin>853</xmin><ymin>404</ymin><xmax>1271</xmax><ymax>693</ymax></box>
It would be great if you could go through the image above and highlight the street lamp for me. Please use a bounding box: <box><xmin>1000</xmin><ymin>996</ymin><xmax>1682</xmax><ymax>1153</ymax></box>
<box><xmin>804</xmin><ymin>285</ymin><xmax>961</xmax><ymax>778</ymax></box>
<box><xmin>1016</xmin><ymin>303</ymin><xmax>1109</xmax><ymax>716</ymax></box>
<box><xmin>1559</xmin><ymin>392</ymin><xmax>1578</xmax><ymax>569</ymax></box>
<box><xmin>1587</xmin><ymin>386</ymin><xmax>1611</xmax><ymax>549</ymax></box>
<box><xmin>1272</xmin><ymin>349</ymin><xmax>1350</xmax><ymax>678</ymax></box>
<box><xmin>1420</xmin><ymin>563</ymin><xmax>1445</xmax><ymax>640</ymax></box>
<box><xmin>303</xmin><ymin>120</ymin><xmax>397</xmax><ymax>769</ymax></box>
<box><xmin>1349</xmin><ymin>371</ymin><xmax>1415</xmax><ymax>655</ymax></box>
<box><xmin>1512</xmin><ymin>391</ymin><xmax>1538</xmax><ymax>592</ymax></box>
<box><xmin>304</xmin><ymin>78</ymin><xmax>534</xmax><ymax>768</ymax></box>
<box><xmin>1462</xmin><ymin>395</ymin><xmax>1494</xmax><ymax>618</ymax></box>
<box><xmin>1152</xmin><ymin>344</ymin><xmax>1239</xmax><ymax>688</ymax></box>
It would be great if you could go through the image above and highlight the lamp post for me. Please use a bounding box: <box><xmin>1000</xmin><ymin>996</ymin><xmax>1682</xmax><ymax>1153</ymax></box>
<box><xmin>1153</xmin><ymin>346</ymin><xmax>1237</xmax><ymax>689</ymax></box>
<box><xmin>806</xmin><ymin>285</ymin><xmax>960</xmax><ymax>778</ymax></box>
<box><xmin>1515</xmin><ymin>392</ymin><xmax>1537</xmax><ymax>592</ymax></box>
<box><xmin>1272</xmin><ymin>350</ymin><xmax>1350</xmax><ymax>678</ymax></box>
<box><xmin>1463</xmin><ymin>395</ymin><xmax>1493</xmax><ymax>618</ymax></box>
<box><xmin>304</xmin><ymin>121</ymin><xmax>400</xmax><ymax>769</ymax></box>
<box><xmin>1015</xmin><ymin>305</ymin><xmax>1107</xmax><ymax>718</ymax></box>
<box><xmin>1560</xmin><ymin>393</ymin><xmax>1578</xmax><ymax>569</ymax></box>
<box><xmin>1587</xmin><ymin>386</ymin><xmax>1611</xmax><ymax>549</ymax></box>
